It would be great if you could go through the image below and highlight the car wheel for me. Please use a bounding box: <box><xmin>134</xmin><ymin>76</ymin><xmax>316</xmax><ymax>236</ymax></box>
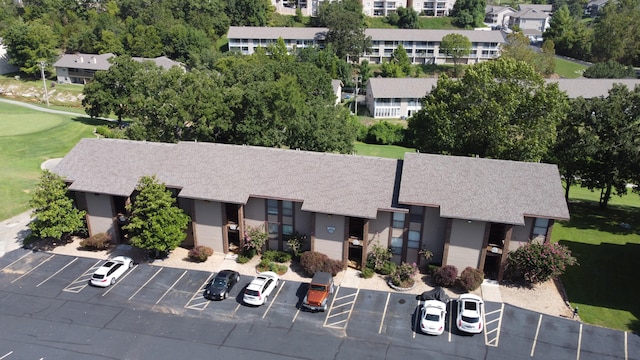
<box><xmin>223</xmin><ymin>292</ymin><xmax>227</xmax><ymax>299</ymax></box>
<box><xmin>236</xmin><ymin>275</ymin><xmax>240</xmax><ymax>282</ymax></box>
<box><xmin>264</xmin><ymin>296</ymin><xmax>268</xmax><ymax>304</ymax></box>
<box><xmin>128</xmin><ymin>261</ymin><xmax>133</xmax><ymax>269</ymax></box>
<box><xmin>322</xmin><ymin>304</ymin><xmax>327</xmax><ymax>312</ymax></box>
<box><xmin>110</xmin><ymin>277</ymin><xmax>115</xmax><ymax>285</ymax></box>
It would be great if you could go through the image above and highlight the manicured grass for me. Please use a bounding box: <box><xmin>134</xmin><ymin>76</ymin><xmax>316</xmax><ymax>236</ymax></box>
<box><xmin>554</xmin><ymin>57</ymin><xmax>588</xmax><ymax>79</ymax></box>
<box><xmin>353</xmin><ymin>141</ymin><xmax>415</xmax><ymax>159</ymax></box>
<box><xmin>0</xmin><ymin>101</ymin><xmax>108</xmax><ymax>220</ymax></box>
<box><xmin>553</xmin><ymin>185</ymin><xmax>640</xmax><ymax>332</ymax></box>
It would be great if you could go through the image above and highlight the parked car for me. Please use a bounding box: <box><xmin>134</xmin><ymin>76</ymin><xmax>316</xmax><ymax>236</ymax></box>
<box><xmin>420</xmin><ymin>300</ymin><xmax>447</xmax><ymax>335</ymax></box>
<box><xmin>90</xmin><ymin>256</ymin><xmax>133</xmax><ymax>287</ymax></box>
<box><xmin>243</xmin><ymin>271</ymin><xmax>279</xmax><ymax>306</ymax></box>
<box><xmin>456</xmin><ymin>294</ymin><xmax>484</xmax><ymax>334</ymax></box>
<box><xmin>302</xmin><ymin>271</ymin><xmax>334</xmax><ymax>312</ymax></box>
<box><xmin>204</xmin><ymin>270</ymin><xmax>240</xmax><ymax>300</ymax></box>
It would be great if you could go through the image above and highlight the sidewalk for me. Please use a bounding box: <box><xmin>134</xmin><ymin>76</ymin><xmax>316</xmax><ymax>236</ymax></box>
<box><xmin>0</xmin><ymin>211</ymin><xmax>32</xmax><ymax>258</ymax></box>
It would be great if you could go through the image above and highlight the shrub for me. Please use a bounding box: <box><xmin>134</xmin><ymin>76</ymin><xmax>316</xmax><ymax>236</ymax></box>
<box><xmin>506</xmin><ymin>242</ymin><xmax>577</xmax><ymax>284</ymax></box>
<box><xmin>433</xmin><ymin>265</ymin><xmax>458</xmax><ymax>287</ymax></box>
<box><xmin>459</xmin><ymin>267</ymin><xmax>484</xmax><ymax>291</ymax></box>
<box><xmin>366</xmin><ymin>245</ymin><xmax>392</xmax><ymax>272</ymax></box>
<box><xmin>188</xmin><ymin>246</ymin><xmax>213</xmax><ymax>262</ymax></box>
<box><xmin>390</xmin><ymin>262</ymin><xmax>418</xmax><ymax>287</ymax></box>
<box><xmin>286</xmin><ymin>232</ymin><xmax>307</xmax><ymax>258</ymax></box>
<box><xmin>236</xmin><ymin>255</ymin><xmax>250</xmax><ymax>264</ymax></box>
<box><xmin>79</xmin><ymin>233</ymin><xmax>111</xmax><ymax>250</ymax></box>
<box><xmin>361</xmin><ymin>267</ymin><xmax>375</xmax><ymax>279</ymax></box>
<box><xmin>262</xmin><ymin>250</ymin><xmax>291</xmax><ymax>263</ymax></box>
<box><xmin>243</xmin><ymin>247</ymin><xmax>258</xmax><ymax>259</ymax></box>
<box><xmin>378</xmin><ymin>261</ymin><xmax>397</xmax><ymax>275</ymax></box>
<box><xmin>244</xmin><ymin>225</ymin><xmax>268</xmax><ymax>254</ymax></box>
<box><xmin>365</xmin><ymin>121</ymin><xmax>406</xmax><ymax>145</ymax></box>
<box><xmin>300</xmin><ymin>251</ymin><xmax>344</xmax><ymax>276</ymax></box>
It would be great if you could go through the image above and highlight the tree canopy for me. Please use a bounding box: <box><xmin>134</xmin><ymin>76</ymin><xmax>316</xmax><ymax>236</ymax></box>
<box><xmin>29</xmin><ymin>171</ymin><xmax>86</xmax><ymax>241</ymax></box>
<box><xmin>123</xmin><ymin>175</ymin><xmax>190</xmax><ymax>254</ymax></box>
<box><xmin>407</xmin><ymin>58</ymin><xmax>569</xmax><ymax>162</ymax></box>
<box><xmin>583</xmin><ymin>60</ymin><xmax>637</xmax><ymax>78</ymax></box>
<box><xmin>501</xmin><ymin>32</ymin><xmax>555</xmax><ymax>76</ymax></box>
<box><xmin>316</xmin><ymin>0</ymin><xmax>371</xmax><ymax>60</ymax></box>
<box><xmin>439</xmin><ymin>33</ymin><xmax>471</xmax><ymax>76</ymax></box>
<box><xmin>451</xmin><ymin>0</ymin><xmax>486</xmax><ymax>28</ymax></box>
<box><xmin>2</xmin><ymin>18</ymin><xmax>58</xmax><ymax>76</ymax></box>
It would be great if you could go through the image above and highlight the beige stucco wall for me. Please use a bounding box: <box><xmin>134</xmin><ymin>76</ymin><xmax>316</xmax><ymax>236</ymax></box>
<box><xmin>244</xmin><ymin>197</ymin><xmax>266</xmax><ymax>227</ymax></box>
<box><xmin>314</xmin><ymin>213</ymin><xmax>345</xmax><ymax>261</ymax></box>
<box><xmin>509</xmin><ymin>217</ymin><xmax>534</xmax><ymax>251</ymax></box>
<box><xmin>422</xmin><ymin>206</ymin><xmax>448</xmax><ymax>264</ymax></box>
<box><xmin>193</xmin><ymin>200</ymin><xmax>224</xmax><ymax>253</ymax></box>
<box><xmin>85</xmin><ymin>193</ymin><xmax>114</xmax><ymax>238</ymax></box>
<box><xmin>446</xmin><ymin>219</ymin><xmax>486</xmax><ymax>270</ymax></box>
<box><xmin>368</xmin><ymin>211</ymin><xmax>391</xmax><ymax>248</ymax></box>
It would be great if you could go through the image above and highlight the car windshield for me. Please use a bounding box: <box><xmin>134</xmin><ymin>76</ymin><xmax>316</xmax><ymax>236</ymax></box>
<box><xmin>103</xmin><ymin>261</ymin><xmax>115</xmax><ymax>267</ymax></box>
<box><xmin>245</xmin><ymin>289</ymin><xmax>259</xmax><ymax>296</ymax></box>
<box><xmin>425</xmin><ymin>313</ymin><xmax>440</xmax><ymax>321</ymax></box>
<box><xmin>462</xmin><ymin>315</ymin><xmax>480</xmax><ymax>323</ymax></box>
<box><xmin>464</xmin><ymin>301</ymin><xmax>478</xmax><ymax>311</ymax></box>
<box><xmin>212</xmin><ymin>279</ymin><xmax>227</xmax><ymax>288</ymax></box>
<box><xmin>310</xmin><ymin>284</ymin><xmax>326</xmax><ymax>291</ymax></box>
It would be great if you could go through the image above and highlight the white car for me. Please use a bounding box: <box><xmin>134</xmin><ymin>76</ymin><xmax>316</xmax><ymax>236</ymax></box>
<box><xmin>420</xmin><ymin>300</ymin><xmax>447</xmax><ymax>335</ymax></box>
<box><xmin>456</xmin><ymin>294</ymin><xmax>484</xmax><ymax>334</ymax></box>
<box><xmin>243</xmin><ymin>271</ymin><xmax>279</xmax><ymax>306</ymax></box>
<box><xmin>90</xmin><ymin>256</ymin><xmax>134</xmax><ymax>287</ymax></box>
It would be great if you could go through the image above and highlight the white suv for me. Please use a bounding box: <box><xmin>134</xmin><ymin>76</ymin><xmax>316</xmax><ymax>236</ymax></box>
<box><xmin>243</xmin><ymin>271</ymin><xmax>279</xmax><ymax>306</ymax></box>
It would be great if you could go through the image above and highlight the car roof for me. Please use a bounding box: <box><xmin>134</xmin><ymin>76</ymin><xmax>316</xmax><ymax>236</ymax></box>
<box><xmin>459</xmin><ymin>294</ymin><xmax>483</xmax><ymax>302</ymax></box>
<box><xmin>311</xmin><ymin>272</ymin><xmax>332</xmax><ymax>284</ymax></box>
<box><xmin>423</xmin><ymin>300</ymin><xmax>446</xmax><ymax>310</ymax></box>
<box><xmin>111</xmin><ymin>256</ymin><xmax>130</xmax><ymax>262</ymax></box>
<box><xmin>216</xmin><ymin>270</ymin><xmax>235</xmax><ymax>279</ymax></box>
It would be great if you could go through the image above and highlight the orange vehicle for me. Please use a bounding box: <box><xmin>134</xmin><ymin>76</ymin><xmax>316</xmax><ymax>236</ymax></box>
<box><xmin>302</xmin><ymin>271</ymin><xmax>334</xmax><ymax>312</ymax></box>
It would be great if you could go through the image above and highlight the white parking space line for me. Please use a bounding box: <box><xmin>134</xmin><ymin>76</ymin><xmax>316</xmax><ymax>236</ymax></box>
<box><xmin>262</xmin><ymin>280</ymin><xmax>285</xmax><ymax>319</ymax></box>
<box><xmin>155</xmin><ymin>270</ymin><xmax>187</xmax><ymax>305</ymax></box>
<box><xmin>378</xmin><ymin>292</ymin><xmax>391</xmax><ymax>334</ymax></box>
<box><xmin>530</xmin><ymin>314</ymin><xmax>543</xmax><ymax>357</ymax></box>
<box><xmin>128</xmin><ymin>267</ymin><xmax>163</xmax><ymax>301</ymax></box>
<box><xmin>63</xmin><ymin>259</ymin><xmax>102</xmax><ymax>293</ymax></box>
<box><xmin>448</xmin><ymin>302</ymin><xmax>454</xmax><ymax>342</ymax></box>
<box><xmin>292</xmin><ymin>306</ymin><xmax>301</xmax><ymax>323</ymax></box>
<box><xmin>184</xmin><ymin>273</ymin><xmax>214</xmax><ymax>311</ymax></box>
<box><xmin>0</xmin><ymin>252</ymin><xmax>30</xmax><ymax>272</ymax></box>
<box><xmin>413</xmin><ymin>299</ymin><xmax>421</xmax><ymax>339</ymax></box>
<box><xmin>231</xmin><ymin>303</ymin><xmax>241</xmax><ymax>318</ymax></box>
<box><xmin>10</xmin><ymin>254</ymin><xmax>55</xmax><ymax>283</ymax></box>
<box><xmin>323</xmin><ymin>285</ymin><xmax>341</xmax><ymax>327</ymax></box>
<box><xmin>624</xmin><ymin>331</ymin><xmax>628</xmax><ymax>360</ymax></box>
<box><xmin>484</xmin><ymin>303</ymin><xmax>504</xmax><ymax>347</ymax></box>
<box><xmin>102</xmin><ymin>265</ymin><xmax>137</xmax><ymax>296</ymax></box>
<box><xmin>324</xmin><ymin>288</ymin><xmax>359</xmax><ymax>330</ymax></box>
<box><xmin>36</xmin><ymin>257</ymin><xmax>78</xmax><ymax>287</ymax></box>
<box><xmin>576</xmin><ymin>323</ymin><xmax>583</xmax><ymax>360</ymax></box>
<box><xmin>0</xmin><ymin>351</ymin><xmax>13</xmax><ymax>359</ymax></box>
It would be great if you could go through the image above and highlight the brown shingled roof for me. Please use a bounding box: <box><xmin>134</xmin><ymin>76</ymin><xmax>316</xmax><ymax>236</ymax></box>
<box><xmin>398</xmin><ymin>153</ymin><xmax>569</xmax><ymax>225</ymax></box>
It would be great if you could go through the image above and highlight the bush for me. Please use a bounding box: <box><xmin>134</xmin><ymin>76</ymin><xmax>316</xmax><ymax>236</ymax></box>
<box><xmin>263</xmin><ymin>250</ymin><xmax>292</xmax><ymax>263</ymax></box>
<box><xmin>300</xmin><ymin>251</ymin><xmax>344</xmax><ymax>276</ymax></box>
<box><xmin>243</xmin><ymin>247</ymin><xmax>258</xmax><ymax>259</ymax></box>
<box><xmin>433</xmin><ymin>265</ymin><xmax>458</xmax><ymax>287</ymax></box>
<box><xmin>236</xmin><ymin>255</ymin><xmax>250</xmax><ymax>264</ymax></box>
<box><xmin>361</xmin><ymin>267</ymin><xmax>375</xmax><ymax>279</ymax></box>
<box><xmin>244</xmin><ymin>225</ymin><xmax>268</xmax><ymax>255</ymax></box>
<box><xmin>506</xmin><ymin>242</ymin><xmax>577</xmax><ymax>284</ymax></box>
<box><xmin>365</xmin><ymin>121</ymin><xmax>406</xmax><ymax>145</ymax></box>
<box><xmin>378</xmin><ymin>261</ymin><xmax>397</xmax><ymax>275</ymax></box>
<box><xmin>366</xmin><ymin>245</ymin><xmax>392</xmax><ymax>272</ymax></box>
<box><xmin>459</xmin><ymin>267</ymin><xmax>484</xmax><ymax>291</ymax></box>
<box><xmin>188</xmin><ymin>246</ymin><xmax>213</xmax><ymax>262</ymax></box>
<box><xmin>286</xmin><ymin>232</ymin><xmax>307</xmax><ymax>258</ymax></box>
<box><xmin>79</xmin><ymin>233</ymin><xmax>111</xmax><ymax>250</ymax></box>
<box><xmin>390</xmin><ymin>262</ymin><xmax>418</xmax><ymax>287</ymax></box>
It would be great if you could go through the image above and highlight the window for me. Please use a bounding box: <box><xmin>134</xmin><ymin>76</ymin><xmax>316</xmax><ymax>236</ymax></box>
<box><xmin>267</xmin><ymin>199</ymin><xmax>278</xmax><ymax>215</ymax></box>
<box><xmin>266</xmin><ymin>200</ymin><xmax>295</xmax><ymax>248</ymax></box>
<box><xmin>532</xmin><ymin>218</ymin><xmax>549</xmax><ymax>237</ymax></box>
<box><xmin>393</xmin><ymin>212</ymin><xmax>405</xmax><ymax>229</ymax></box>
<box><xmin>408</xmin><ymin>231</ymin><xmax>421</xmax><ymax>249</ymax></box>
<box><xmin>391</xmin><ymin>237</ymin><xmax>403</xmax><ymax>255</ymax></box>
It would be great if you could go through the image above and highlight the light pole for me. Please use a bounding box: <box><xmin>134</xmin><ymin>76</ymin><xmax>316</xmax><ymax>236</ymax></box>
<box><xmin>354</xmin><ymin>75</ymin><xmax>361</xmax><ymax>116</ymax></box>
<box><xmin>39</xmin><ymin>60</ymin><xmax>49</xmax><ymax>107</ymax></box>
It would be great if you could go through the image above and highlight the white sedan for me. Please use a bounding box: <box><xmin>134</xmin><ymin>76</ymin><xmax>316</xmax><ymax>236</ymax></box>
<box><xmin>420</xmin><ymin>300</ymin><xmax>447</xmax><ymax>335</ymax></box>
<box><xmin>456</xmin><ymin>294</ymin><xmax>484</xmax><ymax>334</ymax></box>
<box><xmin>90</xmin><ymin>256</ymin><xmax>134</xmax><ymax>287</ymax></box>
<box><xmin>243</xmin><ymin>271</ymin><xmax>279</xmax><ymax>306</ymax></box>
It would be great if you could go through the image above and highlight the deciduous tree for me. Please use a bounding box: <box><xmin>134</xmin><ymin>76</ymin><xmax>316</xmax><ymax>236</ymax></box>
<box><xmin>439</xmin><ymin>33</ymin><xmax>471</xmax><ymax>76</ymax></box>
<box><xmin>451</xmin><ymin>0</ymin><xmax>486</xmax><ymax>28</ymax></box>
<box><xmin>28</xmin><ymin>171</ymin><xmax>86</xmax><ymax>241</ymax></box>
<box><xmin>317</xmin><ymin>0</ymin><xmax>371</xmax><ymax>60</ymax></box>
<box><xmin>124</xmin><ymin>175</ymin><xmax>190</xmax><ymax>255</ymax></box>
<box><xmin>2</xmin><ymin>19</ymin><xmax>59</xmax><ymax>76</ymax></box>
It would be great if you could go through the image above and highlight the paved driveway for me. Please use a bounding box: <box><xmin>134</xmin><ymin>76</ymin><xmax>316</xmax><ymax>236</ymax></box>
<box><xmin>0</xmin><ymin>249</ymin><xmax>637</xmax><ymax>359</ymax></box>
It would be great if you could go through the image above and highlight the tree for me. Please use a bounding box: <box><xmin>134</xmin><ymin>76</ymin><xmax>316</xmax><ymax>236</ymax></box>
<box><xmin>407</xmin><ymin>58</ymin><xmax>569</xmax><ymax>162</ymax></box>
<box><xmin>543</xmin><ymin>5</ymin><xmax>593</xmax><ymax>60</ymax></box>
<box><xmin>439</xmin><ymin>33</ymin><xmax>471</xmax><ymax>76</ymax></box>
<box><xmin>591</xmin><ymin>0</ymin><xmax>640</xmax><ymax>65</ymax></box>
<box><xmin>317</xmin><ymin>0</ymin><xmax>371</xmax><ymax>60</ymax></box>
<box><xmin>583</xmin><ymin>60</ymin><xmax>637</xmax><ymax>78</ymax></box>
<box><xmin>2</xmin><ymin>19</ymin><xmax>59</xmax><ymax>76</ymax></box>
<box><xmin>501</xmin><ymin>32</ymin><xmax>555</xmax><ymax>76</ymax></box>
<box><xmin>451</xmin><ymin>0</ymin><xmax>486</xmax><ymax>28</ymax></box>
<box><xmin>386</xmin><ymin>7</ymin><xmax>418</xmax><ymax>29</ymax></box>
<box><xmin>123</xmin><ymin>175</ymin><xmax>190</xmax><ymax>255</ymax></box>
<box><xmin>358</xmin><ymin>59</ymin><xmax>371</xmax><ymax>86</ymax></box>
<box><xmin>226</xmin><ymin>0</ymin><xmax>272</xmax><ymax>26</ymax></box>
<box><xmin>380</xmin><ymin>44</ymin><xmax>411</xmax><ymax>77</ymax></box>
<box><xmin>28</xmin><ymin>171</ymin><xmax>86</xmax><ymax>241</ymax></box>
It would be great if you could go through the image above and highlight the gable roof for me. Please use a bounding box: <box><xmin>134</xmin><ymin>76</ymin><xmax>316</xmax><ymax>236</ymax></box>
<box><xmin>53</xmin><ymin>139</ymin><xmax>401</xmax><ymax>219</ymax></box>
<box><xmin>485</xmin><ymin>5</ymin><xmax>516</xmax><ymax>14</ymax></box>
<box><xmin>513</xmin><ymin>8</ymin><xmax>550</xmax><ymax>19</ymax></box>
<box><xmin>518</xmin><ymin>4</ymin><xmax>552</xmax><ymax>12</ymax></box>
<box><xmin>367</xmin><ymin>77</ymin><xmax>439</xmax><ymax>99</ymax></box>
<box><xmin>545</xmin><ymin>79</ymin><xmax>640</xmax><ymax>98</ymax></box>
<box><xmin>132</xmin><ymin>56</ymin><xmax>184</xmax><ymax>70</ymax></box>
<box><xmin>53</xmin><ymin>53</ymin><xmax>115</xmax><ymax>71</ymax></box>
<box><xmin>398</xmin><ymin>153</ymin><xmax>569</xmax><ymax>225</ymax></box>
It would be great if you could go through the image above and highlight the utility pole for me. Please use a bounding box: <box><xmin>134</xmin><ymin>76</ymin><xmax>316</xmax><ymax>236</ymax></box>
<box><xmin>39</xmin><ymin>60</ymin><xmax>49</xmax><ymax>107</ymax></box>
<box><xmin>354</xmin><ymin>74</ymin><xmax>361</xmax><ymax>116</ymax></box>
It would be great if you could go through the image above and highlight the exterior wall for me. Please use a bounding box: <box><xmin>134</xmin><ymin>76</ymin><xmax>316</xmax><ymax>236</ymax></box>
<box><xmin>363</xmin><ymin>0</ymin><xmax>409</xmax><ymax>16</ymax></box>
<box><xmin>368</xmin><ymin>211</ymin><xmax>391</xmax><ymax>248</ymax></box>
<box><xmin>370</xmin><ymin>97</ymin><xmax>422</xmax><ymax>118</ymax></box>
<box><xmin>509</xmin><ymin>217</ymin><xmax>534</xmax><ymax>251</ymax></box>
<box><xmin>0</xmin><ymin>43</ymin><xmax>18</xmax><ymax>75</ymax></box>
<box><xmin>193</xmin><ymin>200</ymin><xmax>224</xmax><ymax>253</ymax></box>
<box><xmin>446</xmin><ymin>219</ymin><xmax>486</xmax><ymax>270</ymax></box>
<box><xmin>421</xmin><ymin>206</ymin><xmax>448</xmax><ymax>264</ymax></box>
<box><xmin>55</xmin><ymin>67</ymin><xmax>70</xmax><ymax>84</ymax></box>
<box><xmin>85</xmin><ymin>193</ymin><xmax>115</xmax><ymax>238</ymax></box>
<box><xmin>412</xmin><ymin>0</ymin><xmax>455</xmax><ymax>16</ymax></box>
<box><xmin>295</xmin><ymin>202</ymin><xmax>313</xmax><ymax>251</ymax></box>
<box><xmin>244</xmin><ymin>197</ymin><xmax>266</xmax><ymax>226</ymax></box>
<box><xmin>314</xmin><ymin>213</ymin><xmax>345</xmax><ymax>261</ymax></box>
<box><xmin>364</xmin><ymin>39</ymin><xmax>500</xmax><ymax>66</ymax></box>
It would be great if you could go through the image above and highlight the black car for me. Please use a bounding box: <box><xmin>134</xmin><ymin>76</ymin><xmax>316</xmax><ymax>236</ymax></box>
<box><xmin>204</xmin><ymin>270</ymin><xmax>240</xmax><ymax>300</ymax></box>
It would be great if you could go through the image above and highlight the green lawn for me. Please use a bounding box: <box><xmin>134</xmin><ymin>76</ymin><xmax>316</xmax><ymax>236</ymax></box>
<box><xmin>553</xmin><ymin>185</ymin><xmax>640</xmax><ymax>332</ymax></box>
<box><xmin>353</xmin><ymin>141</ymin><xmax>415</xmax><ymax>159</ymax></box>
<box><xmin>554</xmin><ymin>57</ymin><xmax>588</xmax><ymax>79</ymax></box>
<box><xmin>0</xmin><ymin>102</ymin><xmax>108</xmax><ymax>220</ymax></box>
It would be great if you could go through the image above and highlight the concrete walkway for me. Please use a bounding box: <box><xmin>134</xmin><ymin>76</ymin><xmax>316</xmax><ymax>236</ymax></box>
<box><xmin>481</xmin><ymin>279</ymin><xmax>503</xmax><ymax>303</ymax></box>
<box><xmin>0</xmin><ymin>210</ymin><xmax>32</xmax><ymax>258</ymax></box>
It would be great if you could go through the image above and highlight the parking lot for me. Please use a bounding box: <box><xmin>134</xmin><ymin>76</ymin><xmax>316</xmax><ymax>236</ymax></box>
<box><xmin>0</xmin><ymin>249</ymin><xmax>638</xmax><ymax>359</ymax></box>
